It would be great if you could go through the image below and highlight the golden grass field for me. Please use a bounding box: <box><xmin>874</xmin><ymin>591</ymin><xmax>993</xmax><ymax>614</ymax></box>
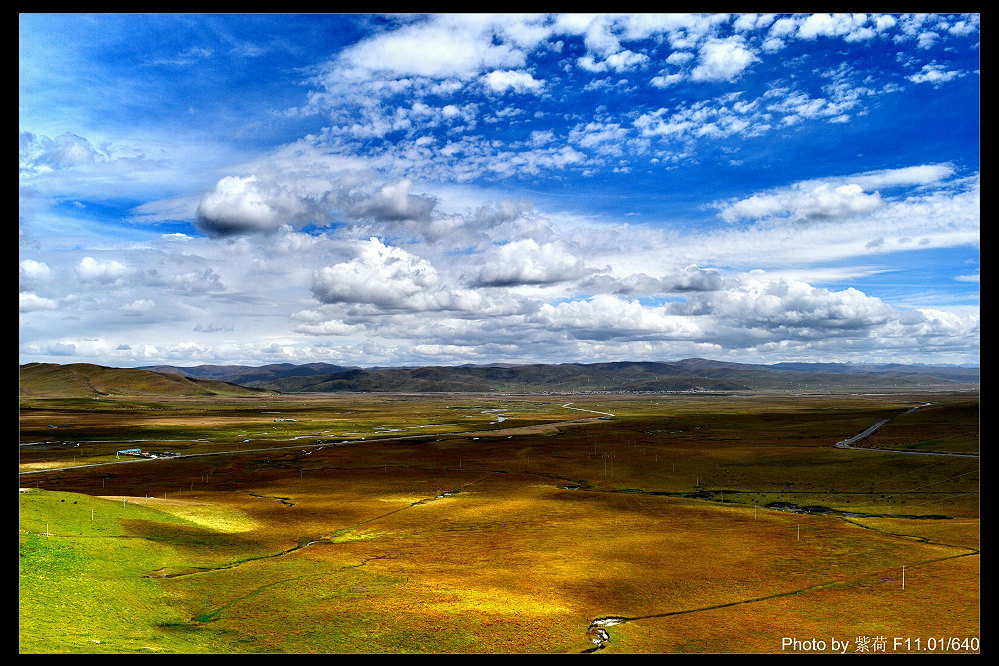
<box><xmin>19</xmin><ymin>391</ymin><xmax>979</xmax><ymax>653</ymax></box>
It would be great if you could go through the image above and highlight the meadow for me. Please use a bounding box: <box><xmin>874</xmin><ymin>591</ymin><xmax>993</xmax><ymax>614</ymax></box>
<box><xmin>19</xmin><ymin>391</ymin><xmax>979</xmax><ymax>653</ymax></box>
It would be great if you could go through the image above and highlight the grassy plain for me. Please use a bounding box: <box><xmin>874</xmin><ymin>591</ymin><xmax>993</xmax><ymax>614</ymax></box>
<box><xmin>19</xmin><ymin>391</ymin><xmax>979</xmax><ymax>653</ymax></box>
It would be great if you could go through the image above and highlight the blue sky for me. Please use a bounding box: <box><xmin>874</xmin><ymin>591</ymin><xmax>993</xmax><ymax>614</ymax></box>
<box><xmin>19</xmin><ymin>13</ymin><xmax>979</xmax><ymax>368</ymax></box>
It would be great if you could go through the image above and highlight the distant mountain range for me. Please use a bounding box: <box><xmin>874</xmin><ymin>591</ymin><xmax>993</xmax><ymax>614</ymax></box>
<box><xmin>134</xmin><ymin>358</ymin><xmax>979</xmax><ymax>394</ymax></box>
<box><xmin>19</xmin><ymin>359</ymin><xmax>978</xmax><ymax>398</ymax></box>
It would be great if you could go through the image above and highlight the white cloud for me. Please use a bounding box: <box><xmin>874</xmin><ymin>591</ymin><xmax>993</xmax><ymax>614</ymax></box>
<box><xmin>17</xmin><ymin>14</ymin><xmax>980</xmax><ymax>368</ymax></box>
<box><xmin>520</xmin><ymin>273</ymin><xmax>977</xmax><ymax>356</ymax></box>
<box><xmin>701</xmin><ymin>276</ymin><xmax>894</xmax><ymax>334</ymax></box>
<box><xmin>916</xmin><ymin>31</ymin><xmax>939</xmax><ymax>50</ymax></box>
<box><xmin>720</xmin><ymin>181</ymin><xmax>884</xmax><ymax>223</ymax></box>
<box><xmin>908</xmin><ymin>62</ymin><xmax>964</xmax><ymax>85</ymax></box>
<box><xmin>946</xmin><ymin>18</ymin><xmax>978</xmax><ymax>37</ymax></box>
<box><xmin>172</xmin><ymin>268</ymin><xmax>225</xmax><ymax>294</ymax></box>
<box><xmin>20</xmin><ymin>259</ymin><xmax>51</xmax><ymax>287</ymax></box>
<box><xmin>761</xmin><ymin>37</ymin><xmax>786</xmax><ymax>53</ymax></box>
<box><xmin>650</xmin><ymin>73</ymin><xmax>685</xmax><ymax>88</ymax></box>
<box><xmin>733</xmin><ymin>13</ymin><xmax>776</xmax><ymax>32</ymax></box>
<box><xmin>195</xmin><ymin>175</ymin><xmax>326</xmax><ymax>236</ymax></box>
<box><xmin>875</xmin><ymin>15</ymin><xmax>897</xmax><ymax>32</ymax></box>
<box><xmin>577</xmin><ymin>49</ymin><xmax>649</xmax><ymax>73</ymax></box>
<box><xmin>121</xmin><ymin>299</ymin><xmax>156</xmax><ymax>315</ymax></box>
<box><xmin>845</xmin><ymin>163</ymin><xmax>955</xmax><ymax>189</ymax></box>
<box><xmin>717</xmin><ymin>165</ymin><xmax>970</xmax><ymax>228</ymax></box>
<box><xmin>662</xmin><ymin>266</ymin><xmax>726</xmax><ymax>292</ymax></box>
<box><xmin>768</xmin><ymin>16</ymin><xmax>798</xmax><ymax>38</ymax></box>
<box><xmin>481</xmin><ymin>69</ymin><xmax>545</xmax><ymax>94</ymax></box>
<box><xmin>338</xmin><ymin>15</ymin><xmax>533</xmax><ymax>80</ymax></box>
<box><xmin>666</xmin><ymin>51</ymin><xmax>694</xmax><ymax>65</ymax></box>
<box><xmin>311</xmin><ymin>237</ymin><xmax>444</xmax><ymax>310</ymax></box>
<box><xmin>568</xmin><ymin>121</ymin><xmax>629</xmax><ymax>150</ymax></box>
<box><xmin>19</xmin><ymin>131</ymin><xmax>103</xmax><ymax>173</ymax></box>
<box><xmin>19</xmin><ymin>292</ymin><xmax>58</xmax><ymax>312</ymax></box>
<box><xmin>691</xmin><ymin>36</ymin><xmax>758</xmax><ymax>82</ymax></box>
<box><xmin>634</xmin><ymin>94</ymin><xmax>767</xmax><ymax>142</ymax></box>
<box><xmin>796</xmin><ymin>14</ymin><xmax>873</xmax><ymax>42</ymax></box>
<box><xmin>763</xmin><ymin>82</ymin><xmax>878</xmax><ymax>126</ymax></box>
<box><xmin>293</xmin><ymin>318</ymin><xmax>364</xmax><ymax>337</ymax></box>
<box><xmin>76</xmin><ymin>256</ymin><xmax>129</xmax><ymax>283</ymax></box>
<box><xmin>537</xmin><ymin>294</ymin><xmax>702</xmax><ymax>340</ymax></box>
<box><xmin>344</xmin><ymin>178</ymin><xmax>437</xmax><ymax>223</ymax></box>
<box><xmin>475</xmin><ymin>239</ymin><xmax>591</xmax><ymax>286</ymax></box>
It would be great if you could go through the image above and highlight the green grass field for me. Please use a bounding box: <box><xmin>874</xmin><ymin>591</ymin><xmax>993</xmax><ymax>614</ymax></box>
<box><xmin>20</xmin><ymin>391</ymin><xmax>979</xmax><ymax>653</ymax></box>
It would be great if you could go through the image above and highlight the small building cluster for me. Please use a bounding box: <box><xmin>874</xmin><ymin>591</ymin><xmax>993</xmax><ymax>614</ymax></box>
<box><xmin>116</xmin><ymin>448</ymin><xmax>179</xmax><ymax>459</ymax></box>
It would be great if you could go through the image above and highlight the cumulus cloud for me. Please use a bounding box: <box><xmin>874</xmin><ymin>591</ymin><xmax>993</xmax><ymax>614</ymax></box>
<box><xmin>796</xmin><ymin>13</ymin><xmax>874</xmax><ymax>42</ymax></box>
<box><xmin>916</xmin><ymin>31</ymin><xmax>939</xmax><ymax>50</ymax></box>
<box><xmin>908</xmin><ymin>62</ymin><xmax>964</xmax><ymax>86</ymax></box>
<box><xmin>481</xmin><ymin>69</ymin><xmax>545</xmax><ymax>94</ymax></box>
<box><xmin>719</xmin><ymin>181</ymin><xmax>884</xmax><ymax>223</ymax></box>
<box><xmin>76</xmin><ymin>256</ymin><xmax>129</xmax><ymax>284</ymax></box>
<box><xmin>733</xmin><ymin>13</ymin><xmax>777</xmax><ymax>32</ymax></box>
<box><xmin>574</xmin><ymin>273</ymin><xmax>663</xmax><ymax>297</ymax></box>
<box><xmin>691</xmin><ymin>36</ymin><xmax>758</xmax><ymax>82</ymax></box>
<box><xmin>662</xmin><ymin>266</ymin><xmax>726</xmax><ymax>292</ymax></box>
<box><xmin>578</xmin><ymin>49</ymin><xmax>649</xmax><ymax>73</ymax></box>
<box><xmin>338</xmin><ymin>14</ymin><xmax>533</xmax><ymax>80</ymax></box>
<box><xmin>291</xmin><ymin>310</ymin><xmax>364</xmax><ymax>337</ymax></box>
<box><xmin>19</xmin><ymin>292</ymin><xmax>58</xmax><ymax>312</ymax></box>
<box><xmin>311</xmin><ymin>237</ymin><xmax>444</xmax><ymax>309</ymax></box>
<box><xmin>649</xmin><ymin>72</ymin><xmax>685</xmax><ymax>88</ymax></box>
<box><xmin>472</xmin><ymin>198</ymin><xmax>535</xmax><ymax>228</ymax></box>
<box><xmin>195</xmin><ymin>175</ymin><xmax>326</xmax><ymax>236</ymax></box>
<box><xmin>575</xmin><ymin>266</ymin><xmax>725</xmax><ymax>298</ymax></box>
<box><xmin>716</xmin><ymin>165</ymin><xmax>971</xmax><ymax>231</ymax></box>
<box><xmin>343</xmin><ymin>178</ymin><xmax>437</xmax><ymax>222</ymax></box>
<box><xmin>549</xmin><ymin>273</ymin><xmax>979</xmax><ymax>353</ymax></box>
<box><xmin>701</xmin><ymin>276</ymin><xmax>895</xmax><ymax>336</ymax></box>
<box><xmin>172</xmin><ymin>268</ymin><xmax>225</xmax><ymax>294</ymax></box>
<box><xmin>309</xmin><ymin>237</ymin><xmax>542</xmax><ymax>318</ymax></box>
<box><xmin>20</xmin><ymin>259</ymin><xmax>51</xmax><ymax>288</ymax></box>
<box><xmin>761</xmin><ymin>37</ymin><xmax>786</xmax><ymax>53</ymax></box>
<box><xmin>537</xmin><ymin>294</ymin><xmax>702</xmax><ymax>341</ymax></box>
<box><xmin>666</xmin><ymin>51</ymin><xmax>695</xmax><ymax>66</ymax></box>
<box><xmin>475</xmin><ymin>239</ymin><xmax>591</xmax><ymax>286</ymax></box>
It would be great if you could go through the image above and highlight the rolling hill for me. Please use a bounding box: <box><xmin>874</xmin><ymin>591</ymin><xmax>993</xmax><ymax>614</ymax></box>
<box><xmin>18</xmin><ymin>363</ymin><xmax>271</xmax><ymax>398</ymax></box>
